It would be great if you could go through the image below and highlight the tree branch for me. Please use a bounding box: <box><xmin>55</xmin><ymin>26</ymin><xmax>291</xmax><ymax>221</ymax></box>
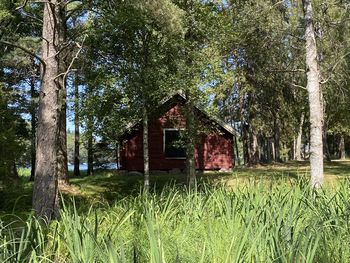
<box><xmin>15</xmin><ymin>0</ymin><xmax>30</xmax><ymax>10</ymax></box>
<box><xmin>290</xmin><ymin>82</ymin><xmax>307</xmax><ymax>90</ymax></box>
<box><xmin>54</xmin><ymin>35</ymin><xmax>86</xmax><ymax>82</ymax></box>
<box><xmin>321</xmin><ymin>51</ymin><xmax>350</xmax><ymax>84</ymax></box>
<box><xmin>268</xmin><ymin>69</ymin><xmax>305</xmax><ymax>73</ymax></box>
<box><xmin>15</xmin><ymin>0</ymin><xmax>53</xmax><ymax>10</ymax></box>
<box><xmin>0</xmin><ymin>39</ymin><xmax>45</xmax><ymax>66</ymax></box>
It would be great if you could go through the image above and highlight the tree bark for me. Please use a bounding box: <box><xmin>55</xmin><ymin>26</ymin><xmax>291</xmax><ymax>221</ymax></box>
<box><xmin>320</xmin><ymin>91</ymin><xmax>331</xmax><ymax>162</ymax></box>
<box><xmin>57</xmin><ymin>1</ymin><xmax>68</xmax><ymax>186</ymax></box>
<box><xmin>57</xmin><ymin>102</ymin><xmax>68</xmax><ymax>185</ymax></box>
<box><xmin>295</xmin><ymin>112</ymin><xmax>304</xmax><ymax>161</ymax></box>
<box><xmin>234</xmin><ymin>134</ymin><xmax>240</xmax><ymax>166</ymax></box>
<box><xmin>33</xmin><ymin>0</ymin><xmax>65</xmax><ymax>220</ymax></box>
<box><xmin>143</xmin><ymin>106</ymin><xmax>150</xmax><ymax>190</ymax></box>
<box><xmin>273</xmin><ymin>115</ymin><xmax>281</xmax><ymax>162</ymax></box>
<box><xmin>248</xmin><ymin>129</ymin><xmax>259</xmax><ymax>166</ymax></box>
<box><xmin>322</xmin><ymin>123</ymin><xmax>331</xmax><ymax>162</ymax></box>
<box><xmin>271</xmin><ymin>140</ymin><xmax>275</xmax><ymax>162</ymax></box>
<box><xmin>233</xmin><ymin>123</ymin><xmax>240</xmax><ymax>165</ymax></box>
<box><xmin>185</xmin><ymin>91</ymin><xmax>196</xmax><ymax>187</ymax></box>
<box><xmin>87</xmin><ymin>121</ymin><xmax>94</xmax><ymax>176</ymax></box>
<box><xmin>339</xmin><ymin>135</ymin><xmax>346</xmax><ymax>160</ymax></box>
<box><xmin>239</xmin><ymin>94</ymin><xmax>250</xmax><ymax>166</ymax></box>
<box><xmin>29</xmin><ymin>75</ymin><xmax>37</xmax><ymax>181</ymax></box>
<box><xmin>303</xmin><ymin>0</ymin><xmax>324</xmax><ymax>188</ymax></box>
<box><xmin>74</xmin><ymin>74</ymin><xmax>80</xmax><ymax>177</ymax></box>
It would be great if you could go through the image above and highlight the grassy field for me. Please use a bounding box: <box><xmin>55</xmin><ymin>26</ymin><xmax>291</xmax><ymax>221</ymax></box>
<box><xmin>1</xmin><ymin>160</ymin><xmax>349</xmax><ymax>216</ymax></box>
<box><xmin>1</xmin><ymin>161</ymin><xmax>350</xmax><ymax>262</ymax></box>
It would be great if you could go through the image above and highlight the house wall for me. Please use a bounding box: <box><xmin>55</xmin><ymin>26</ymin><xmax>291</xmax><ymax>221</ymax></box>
<box><xmin>120</xmin><ymin>103</ymin><xmax>234</xmax><ymax>171</ymax></box>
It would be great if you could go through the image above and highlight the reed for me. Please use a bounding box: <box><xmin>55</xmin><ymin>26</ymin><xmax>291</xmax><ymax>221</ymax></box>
<box><xmin>1</xmin><ymin>179</ymin><xmax>350</xmax><ymax>262</ymax></box>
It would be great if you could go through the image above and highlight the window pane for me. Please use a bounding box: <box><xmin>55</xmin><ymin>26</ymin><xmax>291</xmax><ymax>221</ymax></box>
<box><xmin>164</xmin><ymin>130</ymin><xmax>186</xmax><ymax>158</ymax></box>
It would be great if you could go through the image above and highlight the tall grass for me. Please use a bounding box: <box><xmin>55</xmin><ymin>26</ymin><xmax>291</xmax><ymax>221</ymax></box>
<box><xmin>1</xmin><ymin>179</ymin><xmax>350</xmax><ymax>262</ymax></box>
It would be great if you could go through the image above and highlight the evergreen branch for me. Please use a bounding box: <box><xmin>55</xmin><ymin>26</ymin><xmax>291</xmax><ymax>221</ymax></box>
<box><xmin>0</xmin><ymin>39</ymin><xmax>45</xmax><ymax>66</ymax></box>
<box><xmin>15</xmin><ymin>0</ymin><xmax>53</xmax><ymax>10</ymax></box>
<box><xmin>321</xmin><ymin>51</ymin><xmax>350</xmax><ymax>84</ymax></box>
<box><xmin>21</xmin><ymin>11</ymin><xmax>43</xmax><ymax>24</ymax></box>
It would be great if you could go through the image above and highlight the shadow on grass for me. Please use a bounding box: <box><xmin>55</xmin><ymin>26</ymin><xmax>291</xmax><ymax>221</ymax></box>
<box><xmin>2</xmin><ymin>160</ymin><xmax>350</xmax><ymax>220</ymax></box>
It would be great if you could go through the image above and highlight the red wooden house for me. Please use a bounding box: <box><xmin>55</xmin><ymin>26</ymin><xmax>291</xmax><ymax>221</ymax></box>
<box><xmin>119</xmin><ymin>92</ymin><xmax>235</xmax><ymax>171</ymax></box>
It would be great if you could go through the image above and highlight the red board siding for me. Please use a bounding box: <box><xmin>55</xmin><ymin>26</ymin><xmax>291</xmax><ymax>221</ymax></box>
<box><xmin>120</xmin><ymin>104</ymin><xmax>234</xmax><ymax>171</ymax></box>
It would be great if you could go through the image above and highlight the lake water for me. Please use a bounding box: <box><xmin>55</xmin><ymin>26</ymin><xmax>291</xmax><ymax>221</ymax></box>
<box><xmin>68</xmin><ymin>163</ymin><xmax>119</xmax><ymax>171</ymax></box>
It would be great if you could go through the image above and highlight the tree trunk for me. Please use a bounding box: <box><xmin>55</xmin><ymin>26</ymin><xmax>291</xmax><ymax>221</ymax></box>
<box><xmin>292</xmin><ymin>137</ymin><xmax>296</xmax><ymax>160</ymax></box>
<box><xmin>273</xmin><ymin>116</ymin><xmax>281</xmax><ymax>162</ymax></box>
<box><xmin>57</xmin><ymin>2</ymin><xmax>68</xmax><ymax>186</ymax></box>
<box><xmin>248</xmin><ymin>130</ymin><xmax>258</xmax><ymax>166</ymax></box>
<box><xmin>86</xmin><ymin>84</ymin><xmax>94</xmax><ymax>176</ymax></box>
<box><xmin>295</xmin><ymin>112</ymin><xmax>304</xmax><ymax>161</ymax></box>
<box><xmin>255</xmin><ymin>135</ymin><xmax>260</xmax><ymax>163</ymax></box>
<box><xmin>322</xmin><ymin>124</ymin><xmax>331</xmax><ymax>162</ymax></box>
<box><xmin>234</xmin><ymin>134</ymin><xmax>240</xmax><ymax>166</ymax></box>
<box><xmin>57</xmin><ymin>103</ymin><xmax>68</xmax><ymax>185</ymax></box>
<box><xmin>74</xmin><ymin>75</ymin><xmax>80</xmax><ymax>177</ymax></box>
<box><xmin>239</xmin><ymin>93</ymin><xmax>251</xmax><ymax>166</ymax></box>
<box><xmin>143</xmin><ymin>106</ymin><xmax>150</xmax><ymax>190</ymax></box>
<box><xmin>303</xmin><ymin>0</ymin><xmax>324</xmax><ymax>188</ymax></box>
<box><xmin>87</xmin><ymin>124</ymin><xmax>94</xmax><ymax>176</ymax></box>
<box><xmin>320</xmin><ymin>91</ymin><xmax>331</xmax><ymax>162</ymax></box>
<box><xmin>29</xmin><ymin>75</ymin><xmax>37</xmax><ymax>181</ymax></box>
<box><xmin>231</xmin><ymin>135</ymin><xmax>236</xmax><ymax>168</ymax></box>
<box><xmin>233</xmin><ymin>123</ymin><xmax>240</xmax><ymax>165</ymax></box>
<box><xmin>185</xmin><ymin>91</ymin><xmax>196</xmax><ymax>187</ymax></box>
<box><xmin>33</xmin><ymin>0</ymin><xmax>65</xmax><ymax>220</ymax></box>
<box><xmin>339</xmin><ymin>135</ymin><xmax>346</xmax><ymax>160</ymax></box>
<box><xmin>271</xmin><ymin>140</ymin><xmax>275</xmax><ymax>162</ymax></box>
<box><xmin>116</xmin><ymin>142</ymin><xmax>120</xmax><ymax>169</ymax></box>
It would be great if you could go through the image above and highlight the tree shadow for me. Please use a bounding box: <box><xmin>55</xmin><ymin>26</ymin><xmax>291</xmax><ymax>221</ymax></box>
<box><xmin>2</xmin><ymin>160</ymin><xmax>350</xmax><ymax>220</ymax></box>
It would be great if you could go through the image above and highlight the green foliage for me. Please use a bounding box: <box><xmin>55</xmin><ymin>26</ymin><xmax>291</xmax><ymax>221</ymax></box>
<box><xmin>0</xmin><ymin>90</ymin><xmax>28</xmax><ymax>180</ymax></box>
<box><xmin>67</xmin><ymin>131</ymin><xmax>87</xmax><ymax>163</ymax></box>
<box><xmin>2</xmin><ymin>178</ymin><xmax>350</xmax><ymax>262</ymax></box>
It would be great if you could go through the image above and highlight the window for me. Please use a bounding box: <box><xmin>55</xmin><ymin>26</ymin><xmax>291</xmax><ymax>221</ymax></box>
<box><xmin>163</xmin><ymin>129</ymin><xmax>186</xmax><ymax>158</ymax></box>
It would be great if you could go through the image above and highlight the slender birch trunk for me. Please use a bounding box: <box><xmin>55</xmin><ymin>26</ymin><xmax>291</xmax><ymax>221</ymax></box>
<box><xmin>185</xmin><ymin>91</ymin><xmax>196</xmax><ymax>187</ymax></box>
<box><xmin>29</xmin><ymin>75</ymin><xmax>37</xmax><ymax>181</ymax></box>
<box><xmin>143</xmin><ymin>106</ymin><xmax>150</xmax><ymax>190</ymax></box>
<box><xmin>320</xmin><ymin>91</ymin><xmax>331</xmax><ymax>162</ymax></box>
<box><xmin>339</xmin><ymin>135</ymin><xmax>346</xmax><ymax>160</ymax></box>
<box><xmin>87</xmin><ymin>122</ymin><xmax>94</xmax><ymax>176</ymax></box>
<box><xmin>322</xmin><ymin>123</ymin><xmax>331</xmax><ymax>162</ymax></box>
<box><xmin>233</xmin><ymin>123</ymin><xmax>240</xmax><ymax>165</ymax></box>
<box><xmin>273</xmin><ymin>115</ymin><xmax>281</xmax><ymax>162</ymax></box>
<box><xmin>33</xmin><ymin>0</ymin><xmax>65</xmax><ymax>220</ymax></box>
<box><xmin>249</xmin><ymin>130</ymin><xmax>258</xmax><ymax>165</ymax></box>
<box><xmin>295</xmin><ymin>112</ymin><xmax>304</xmax><ymax>161</ymax></box>
<box><xmin>85</xmin><ymin>84</ymin><xmax>94</xmax><ymax>176</ymax></box>
<box><xmin>74</xmin><ymin>75</ymin><xmax>80</xmax><ymax>177</ymax></box>
<box><xmin>303</xmin><ymin>0</ymin><xmax>324</xmax><ymax>188</ymax></box>
<box><xmin>240</xmin><ymin>95</ymin><xmax>250</xmax><ymax>166</ymax></box>
<box><xmin>271</xmin><ymin>140</ymin><xmax>275</xmax><ymax>162</ymax></box>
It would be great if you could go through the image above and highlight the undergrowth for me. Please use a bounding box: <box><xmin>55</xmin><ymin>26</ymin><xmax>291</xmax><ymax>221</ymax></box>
<box><xmin>1</xmin><ymin>179</ymin><xmax>350</xmax><ymax>262</ymax></box>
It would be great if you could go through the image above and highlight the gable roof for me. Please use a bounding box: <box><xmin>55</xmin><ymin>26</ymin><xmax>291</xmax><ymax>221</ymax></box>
<box><xmin>121</xmin><ymin>91</ymin><xmax>236</xmax><ymax>137</ymax></box>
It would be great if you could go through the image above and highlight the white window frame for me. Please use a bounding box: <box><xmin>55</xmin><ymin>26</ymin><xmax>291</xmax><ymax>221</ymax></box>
<box><xmin>163</xmin><ymin>128</ymin><xmax>186</xmax><ymax>159</ymax></box>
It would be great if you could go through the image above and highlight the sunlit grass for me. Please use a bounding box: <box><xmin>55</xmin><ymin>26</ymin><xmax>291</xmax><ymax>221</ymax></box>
<box><xmin>1</xmin><ymin>161</ymin><xmax>350</xmax><ymax>262</ymax></box>
<box><xmin>1</xmin><ymin>180</ymin><xmax>350</xmax><ymax>262</ymax></box>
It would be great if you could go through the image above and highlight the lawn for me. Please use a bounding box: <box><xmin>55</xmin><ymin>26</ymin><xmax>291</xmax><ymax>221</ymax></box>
<box><xmin>1</xmin><ymin>161</ymin><xmax>350</xmax><ymax>262</ymax></box>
